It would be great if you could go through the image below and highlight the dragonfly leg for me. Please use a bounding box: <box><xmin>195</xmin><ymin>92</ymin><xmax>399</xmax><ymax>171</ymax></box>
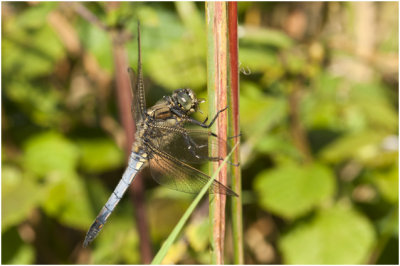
<box><xmin>185</xmin><ymin>106</ymin><xmax>228</xmax><ymax>128</ymax></box>
<box><xmin>182</xmin><ymin>132</ymin><xmax>239</xmax><ymax>166</ymax></box>
<box><xmin>182</xmin><ymin>134</ymin><xmax>207</xmax><ymax>159</ymax></box>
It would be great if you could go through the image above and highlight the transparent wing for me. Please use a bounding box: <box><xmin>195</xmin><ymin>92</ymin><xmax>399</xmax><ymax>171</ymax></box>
<box><xmin>147</xmin><ymin>143</ymin><xmax>237</xmax><ymax>196</ymax></box>
<box><xmin>128</xmin><ymin>22</ymin><xmax>147</xmax><ymax>125</ymax></box>
<box><xmin>148</xmin><ymin>123</ymin><xmax>232</xmax><ymax>165</ymax></box>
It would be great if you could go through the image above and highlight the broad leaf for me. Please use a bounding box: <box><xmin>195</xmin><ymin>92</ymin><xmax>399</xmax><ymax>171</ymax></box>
<box><xmin>279</xmin><ymin>204</ymin><xmax>376</xmax><ymax>264</ymax></box>
<box><xmin>254</xmin><ymin>162</ymin><xmax>336</xmax><ymax>219</ymax></box>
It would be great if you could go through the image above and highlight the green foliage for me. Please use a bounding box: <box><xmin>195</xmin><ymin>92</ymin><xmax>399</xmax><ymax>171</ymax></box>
<box><xmin>254</xmin><ymin>163</ymin><xmax>336</xmax><ymax>219</ymax></box>
<box><xmin>373</xmin><ymin>165</ymin><xmax>399</xmax><ymax>203</ymax></box>
<box><xmin>3</xmin><ymin>3</ymin><xmax>64</xmax><ymax>79</ymax></box>
<box><xmin>280</xmin><ymin>203</ymin><xmax>376</xmax><ymax>264</ymax></box>
<box><xmin>2</xmin><ymin>166</ymin><xmax>43</xmax><ymax>231</ymax></box>
<box><xmin>41</xmin><ymin>171</ymin><xmax>93</xmax><ymax>229</ymax></box>
<box><xmin>2</xmin><ymin>2</ymin><xmax>398</xmax><ymax>264</ymax></box>
<box><xmin>23</xmin><ymin>132</ymin><xmax>79</xmax><ymax>178</ymax></box>
<box><xmin>77</xmin><ymin>138</ymin><xmax>124</xmax><ymax>173</ymax></box>
<box><xmin>90</xmin><ymin>212</ymin><xmax>140</xmax><ymax>264</ymax></box>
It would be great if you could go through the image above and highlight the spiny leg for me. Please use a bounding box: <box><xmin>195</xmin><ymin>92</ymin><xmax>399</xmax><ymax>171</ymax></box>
<box><xmin>185</xmin><ymin>106</ymin><xmax>228</xmax><ymax>128</ymax></box>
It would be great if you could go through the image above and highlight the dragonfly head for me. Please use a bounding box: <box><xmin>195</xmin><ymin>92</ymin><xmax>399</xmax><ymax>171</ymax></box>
<box><xmin>172</xmin><ymin>88</ymin><xmax>203</xmax><ymax>115</ymax></box>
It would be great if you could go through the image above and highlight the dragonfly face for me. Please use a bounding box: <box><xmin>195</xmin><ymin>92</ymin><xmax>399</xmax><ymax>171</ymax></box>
<box><xmin>171</xmin><ymin>88</ymin><xmax>200</xmax><ymax>114</ymax></box>
<box><xmin>83</xmin><ymin>22</ymin><xmax>238</xmax><ymax>247</ymax></box>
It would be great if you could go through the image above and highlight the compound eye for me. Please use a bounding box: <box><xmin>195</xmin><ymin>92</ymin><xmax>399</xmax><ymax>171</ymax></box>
<box><xmin>177</xmin><ymin>91</ymin><xmax>193</xmax><ymax>110</ymax></box>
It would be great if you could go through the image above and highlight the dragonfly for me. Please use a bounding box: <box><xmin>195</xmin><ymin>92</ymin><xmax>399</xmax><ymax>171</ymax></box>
<box><xmin>83</xmin><ymin>23</ymin><xmax>238</xmax><ymax>247</ymax></box>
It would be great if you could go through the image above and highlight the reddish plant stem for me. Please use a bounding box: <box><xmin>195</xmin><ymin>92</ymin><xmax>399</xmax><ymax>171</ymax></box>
<box><xmin>228</xmin><ymin>2</ymin><xmax>244</xmax><ymax>264</ymax></box>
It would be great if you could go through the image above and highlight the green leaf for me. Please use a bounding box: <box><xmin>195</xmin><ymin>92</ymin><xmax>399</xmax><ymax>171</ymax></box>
<box><xmin>41</xmin><ymin>172</ymin><xmax>93</xmax><ymax>229</ymax></box>
<box><xmin>302</xmin><ymin>73</ymin><xmax>345</xmax><ymax>129</ymax></box>
<box><xmin>90</xmin><ymin>211</ymin><xmax>139</xmax><ymax>264</ymax></box>
<box><xmin>15</xmin><ymin>2</ymin><xmax>57</xmax><ymax>30</ymax></box>
<box><xmin>3</xmin><ymin>4</ymin><xmax>65</xmax><ymax>78</ymax></box>
<box><xmin>254</xmin><ymin>163</ymin><xmax>336</xmax><ymax>219</ymax></box>
<box><xmin>373</xmin><ymin>165</ymin><xmax>399</xmax><ymax>203</ymax></box>
<box><xmin>279</xmin><ymin>203</ymin><xmax>376</xmax><ymax>264</ymax></box>
<box><xmin>185</xmin><ymin>218</ymin><xmax>209</xmax><ymax>252</ymax></box>
<box><xmin>7</xmin><ymin>243</ymin><xmax>35</xmax><ymax>265</ymax></box>
<box><xmin>77</xmin><ymin>138</ymin><xmax>124</xmax><ymax>173</ymax></box>
<box><xmin>79</xmin><ymin>23</ymin><xmax>113</xmax><ymax>74</ymax></box>
<box><xmin>23</xmin><ymin>131</ymin><xmax>79</xmax><ymax>178</ymax></box>
<box><xmin>146</xmin><ymin>39</ymin><xmax>206</xmax><ymax>90</ymax></box>
<box><xmin>161</xmin><ymin>240</ymin><xmax>188</xmax><ymax>264</ymax></box>
<box><xmin>147</xmin><ymin>197</ymin><xmax>191</xmax><ymax>242</ymax></box>
<box><xmin>240</xmin><ymin>85</ymin><xmax>287</xmax><ymax>137</ymax></box>
<box><xmin>319</xmin><ymin>131</ymin><xmax>387</xmax><ymax>165</ymax></box>
<box><xmin>2</xmin><ymin>227</ymin><xmax>35</xmax><ymax>264</ymax></box>
<box><xmin>241</xmin><ymin>27</ymin><xmax>293</xmax><ymax>48</ymax></box>
<box><xmin>239</xmin><ymin>47</ymin><xmax>279</xmax><ymax>73</ymax></box>
<box><xmin>351</xmin><ymin>83</ymin><xmax>398</xmax><ymax>132</ymax></box>
<box><xmin>256</xmin><ymin>134</ymin><xmax>300</xmax><ymax>158</ymax></box>
<box><xmin>2</xmin><ymin>166</ymin><xmax>43</xmax><ymax>231</ymax></box>
<box><xmin>5</xmin><ymin>81</ymin><xmax>64</xmax><ymax>127</ymax></box>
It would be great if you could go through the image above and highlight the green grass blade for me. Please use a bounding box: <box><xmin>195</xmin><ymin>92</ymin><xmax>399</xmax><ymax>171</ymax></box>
<box><xmin>151</xmin><ymin>142</ymin><xmax>239</xmax><ymax>265</ymax></box>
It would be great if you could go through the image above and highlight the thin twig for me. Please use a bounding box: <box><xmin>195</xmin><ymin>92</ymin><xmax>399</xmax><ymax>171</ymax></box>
<box><xmin>73</xmin><ymin>3</ymin><xmax>109</xmax><ymax>32</ymax></box>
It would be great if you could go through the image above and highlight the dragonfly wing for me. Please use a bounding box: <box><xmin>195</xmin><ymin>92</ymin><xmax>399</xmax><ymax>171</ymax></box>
<box><xmin>128</xmin><ymin>22</ymin><xmax>147</xmax><ymax>125</ymax></box>
<box><xmin>147</xmin><ymin>143</ymin><xmax>237</xmax><ymax>196</ymax></box>
<box><xmin>148</xmin><ymin>124</ymin><xmax>232</xmax><ymax>165</ymax></box>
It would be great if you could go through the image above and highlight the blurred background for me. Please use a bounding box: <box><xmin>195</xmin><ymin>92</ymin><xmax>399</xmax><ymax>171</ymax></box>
<box><xmin>2</xmin><ymin>2</ymin><xmax>398</xmax><ymax>264</ymax></box>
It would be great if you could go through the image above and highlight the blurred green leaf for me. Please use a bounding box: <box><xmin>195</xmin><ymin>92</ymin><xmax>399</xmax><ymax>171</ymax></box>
<box><xmin>147</xmin><ymin>39</ymin><xmax>206</xmax><ymax>90</ymax></box>
<box><xmin>351</xmin><ymin>83</ymin><xmax>398</xmax><ymax>132</ymax></box>
<box><xmin>302</xmin><ymin>73</ymin><xmax>345</xmax><ymax>129</ymax></box>
<box><xmin>175</xmin><ymin>2</ymin><xmax>204</xmax><ymax>34</ymax></box>
<box><xmin>15</xmin><ymin>2</ymin><xmax>57</xmax><ymax>29</ymax></box>
<box><xmin>241</xmin><ymin>26</ymin><xmax>293</xmax><ymax>48</ymax></box>
<box><xmin>91</xmin><ymin>207</ymin><xmax>139</xmax><ymax>264</ymax></box>
<box><xmin>7</xmin><ymin>243</ymin><xmax>35</xmax><ymax>264</ymax></box>
<box><xmin>2</xmin><ymin>166</ymin><xmax>43</xmax><ymax>231</ymax></box>
<box><xmin>373</xmin><ymin>165</ymin><xmax>399</xmax><ymax>203</ymax></box>
<box><xmin>254</xmin><ymin>163</ymin><xmax>336</xmax><ymax>219</ymax></box>
<box><xmin>162</xmin><ymin>240</ymin><xmax>188</xmax><ymax>264</ymax></box>
<box><xmin>319</xmin><ymin>131</ymin><xmax>388</xmax><ymax>165</ymax></box>
<box><xmin>148</xmin><ymin>197</ymin><xmax>190</xmax><ymax>242</ymax></box>
<box><xmin>240</xmin><ymin>83</ymin><xmax>287</xmax><ymax>137</ymax></box>
<box><xmin>239</xmin><ymin>47</ymin><xmax>279</xmax><ymax>73</ymax></box>
<box><xmin>256</xmin><ymin>134</ymin><xmax>301</xmax><ymax>158</ymax></box>
<box><xmin>286</xmin><ymin>50</ymin><xmax>307</xmax><ymax>75</ymax></box>
<box><xmin>78</xmin><ymin>23</ymin><xmax>113</xmax><ymax>74</ymax></box>
<box><xmin>23</xmin><ymin>131</ymin><xmax>79</xmax><ymax>178</ymax></box>
<box><xmin>41</xmin><ymin>172</ymin><xmax>93</xmax><ymax>229</ymax></box>
<box><xmin>2</xmin><ymin>227</ymin><xmax>35</xmax><ymax>264</ymax></box>
<box><xmin>279</xmin><ymin>203</ymin><xmax>376</xmax><ymax>264</ymax></box>
<box><xmin>77</xmin><ymin>138</ymin><xmax>124</xmax><ymax>173</ymax></box>
<box><xmin>126</xmin><ymin>6</ymin><xmax>204</xmax><ymax>90</ymax></box>
<box><xmin>185</xmin><ymin>218</ymin><xmax>209</xmax><ymax>252</ymax></box>
<box><xmin>3</xmin><ymin>4</ymin><xmax>65</xmax><ymax>78</ymax></box>
<box><xmin>5</xmin><ymin>81</ymin><xmax>64</xmax><ymax>127</ymax></box>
